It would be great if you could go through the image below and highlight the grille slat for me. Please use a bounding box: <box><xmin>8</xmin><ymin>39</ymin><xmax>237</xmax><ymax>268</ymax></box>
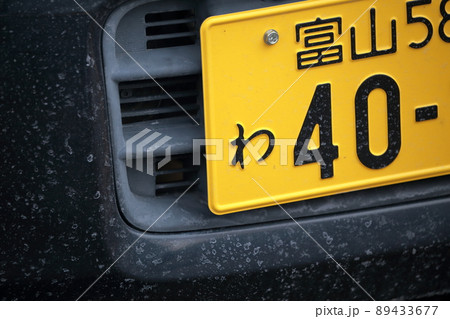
<box><xmin>145</xmin><ymin>10</ymin><xmax>194</xmax><ymax>23</ymax></box>
<box><xmin>155</xmin><ymin>180</ymin><xmax>195</xmax><ymax>191</ymax></box>
<box><xmin>155</xmin><ymin>166</ymin><xmax>198</xmax><ymax>176</ymax></box>
<box><xmin>121</xmin><ymin>104</ymin><xmax>199</xmax><ymax>119</ymax></box>
<box><xmin>146</xmin><ymin>31</ymin><xmax>197</xmax><ymax>41</ymax></box>
<box><xmin>119</xmin><ymin>74</ymin><xmax>200</xmax><ymax>123</ymax></box>
<box><xmin>120</xmin><ymin>90</ymin><xmax>197</xmax><ymax>104</ymax></box>
<box><xmin>120</xmin><ymin>76</ymin><xmax>198</xmax><ymax>89</ymax></box>
<box><xmin>145</xmin><ymin>17</ymin><xmax>196</xmax><ymax>27</ymax></box>
<box><xmin>145</xmin><ymin>9</ymin><xmax>197</xmax><ymax>49</ymax></box>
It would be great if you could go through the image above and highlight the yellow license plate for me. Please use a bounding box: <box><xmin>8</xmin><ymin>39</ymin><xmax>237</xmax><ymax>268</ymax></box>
<box><xmin>201</xmin><ymin>0</ymin><xmax>450</xmax><ymax>215</ymax></box>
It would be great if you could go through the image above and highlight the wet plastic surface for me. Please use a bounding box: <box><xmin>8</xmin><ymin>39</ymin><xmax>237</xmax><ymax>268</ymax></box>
<box><xmin>0</xmin><ymin>0</ymin><xmax>449</xmax><ymax>300</ymax></box>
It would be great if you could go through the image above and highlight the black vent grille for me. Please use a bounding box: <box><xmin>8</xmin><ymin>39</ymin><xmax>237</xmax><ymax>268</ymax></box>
<box><xmin>119</xmin><ymin>75</ymin><xmax>200</xmax><ymax>124</ymax></box>
<box><xmin>145</xmin><ymin>9</ymin><xmax>196</xmax><ymax>49</ymax></box>
<box><xmin>154</xmin><ymin>153</ymin><xmax>199</xmax><ymax>196</ymax></box>
<box><xmin>119</xmin><ymin>75</ymin><xmax>201</xmax><ymax>197</ymax></box>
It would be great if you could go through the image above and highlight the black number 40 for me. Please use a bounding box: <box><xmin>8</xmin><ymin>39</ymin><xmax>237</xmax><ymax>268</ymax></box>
<box><xmin>294</xmin><ymin>74</ymin><xmax>401</xmax><ymax>179</ymax></box>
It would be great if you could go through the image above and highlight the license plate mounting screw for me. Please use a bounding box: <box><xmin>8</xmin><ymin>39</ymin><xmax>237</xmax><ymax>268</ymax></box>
<box><xmin>264</xmin><ymin>29</ymin><xmax>279</xmax><ymax>45</ymax></box>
